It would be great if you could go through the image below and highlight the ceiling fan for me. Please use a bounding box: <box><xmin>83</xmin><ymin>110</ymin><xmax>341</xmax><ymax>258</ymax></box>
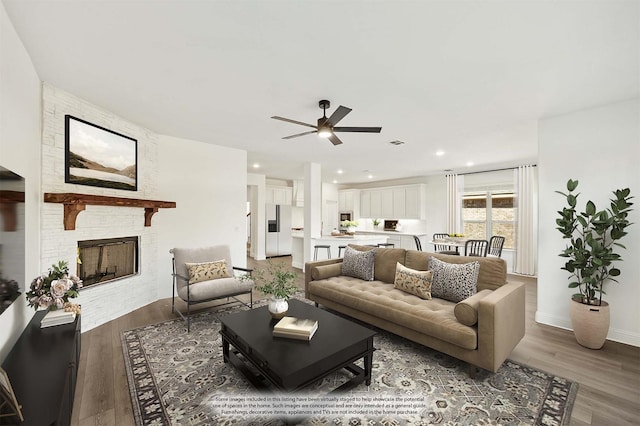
<box><xmin>271</xmin><ymin>100</ymin><xmax>382</xmax><ymax>145</ymax></box>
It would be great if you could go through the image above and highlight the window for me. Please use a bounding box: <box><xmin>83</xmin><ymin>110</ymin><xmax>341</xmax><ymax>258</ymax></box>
<box><xmin>463</xmin><ymin>192</ymin><xmax>515</xmax><ymax>249</ymax></box>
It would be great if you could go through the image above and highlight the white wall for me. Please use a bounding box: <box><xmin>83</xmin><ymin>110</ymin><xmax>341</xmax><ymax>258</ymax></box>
<box><xmin>537</xmin><ymin>99</ymin><xmax>640</xmax><ymax>346</ymax></box>
<box><xmin>247</xmin><ymin>172</ymin><xmax>266</xmax><ymax>260</ymax></box>
<box><xmin>0</xmin><ymin>3</ymin><xmax>42</xmax><ymax>362</ymax></box>
<box><xmin>156</xmin><ymin>135</ymin><xmax>248</xmax><ymax>299</ymax></box>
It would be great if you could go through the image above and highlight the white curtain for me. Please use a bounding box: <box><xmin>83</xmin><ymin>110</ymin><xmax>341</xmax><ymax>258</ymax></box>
<box><xmin>445</xmin><ymin>173</ymin><xmax>463</xmax><ymax>234</ymax></box>
<box><xmin>514</xmin><ymin>165</ymin><xmax>538</xmax><ymax>275</ymax></box>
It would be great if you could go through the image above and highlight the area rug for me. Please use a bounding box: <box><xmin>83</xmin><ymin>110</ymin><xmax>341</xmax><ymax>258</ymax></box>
<box><xmin>122</xmin><ymin>298</ymin><xmax>578</xmax><ymax>425</ymax></box>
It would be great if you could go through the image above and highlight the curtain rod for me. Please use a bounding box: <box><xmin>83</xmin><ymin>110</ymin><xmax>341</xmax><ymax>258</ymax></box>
<box><xmin>453</xmin><ymin>164</ymin><xmax>537</xmax><ymax>176</ymax></box>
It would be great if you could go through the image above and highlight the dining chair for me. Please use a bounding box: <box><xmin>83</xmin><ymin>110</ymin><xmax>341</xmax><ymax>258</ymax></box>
<box><xmin>413</xmin><ymin>235</ymin><xmax>422</xmax><ymax>251</ymax></box>
<box><xmin>464</xmin><ymin>239</ymin><xmax>488</xmax><ymax>257</ymax></box>
<box><xmin>488</xmin><ymin>236</ymin><xmax>506</xmax><ymax>257</ymax></box>
<box><xmin>432</xmin><ymin>233</ymin><xmax>459</xmax><ymax>255</ymax></box>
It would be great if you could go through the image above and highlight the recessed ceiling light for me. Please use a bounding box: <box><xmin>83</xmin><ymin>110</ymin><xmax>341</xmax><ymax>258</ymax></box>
<box><xmin>332</xmin><ymin>180</ymin><xmax>338</xmax><ymax>184</ymax></box>
<box><xmin>337</xmin><ymin>169</ymin><xmax>344</xmax><ymax>174</ymax></box>
<box><xmin>436</xmin><ymin>150</ymin><xmax>445</xmax><ymax>156</ymax></box>
<box><xmin>466</xmin><ymin>161</ymin><xmax>474</xmax><ymax>167</ymax></box>
<box><xmin>368</xmin><ymin>174</ymin><xmax>373</xmax><ymax>179</ymax></box>
<box><xmin>252</xmin><ymin>163</ymin><xmax>260</xmax><ymax>168</ymax></box>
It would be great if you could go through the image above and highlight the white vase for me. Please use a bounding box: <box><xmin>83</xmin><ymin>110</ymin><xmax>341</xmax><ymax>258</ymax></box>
<box><xmin>268</xmin><ymin>296</ymin><xmax>288</xmax><ymax>319</ymax></box>
<box><xmin>347</xmin><ymin>226</ymin><xmax>356</xmax><ymax>234</ymax></box>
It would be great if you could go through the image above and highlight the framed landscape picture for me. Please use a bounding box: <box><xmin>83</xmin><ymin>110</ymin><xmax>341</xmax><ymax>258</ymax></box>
<box><xmin>65</xmin><ymin>115</ymin><xmax>138</xmax><ymax>191</ymax></box>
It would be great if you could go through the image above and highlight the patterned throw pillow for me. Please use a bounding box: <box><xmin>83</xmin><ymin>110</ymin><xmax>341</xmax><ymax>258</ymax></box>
<box><xmin>341</xmin><ymin>246</ymin><xmax>375</xmax><ymax>281</ymax></box>
<box><xmin>393</xmin><ymin>262</ymin><xmax>433</xmax><ymax>299</ymax></box>
<box><xmin>185</xmin><ymin>260</ymin><xmax>230</xmax><ymax>284</ymax></box>
<box><xmin>428</xmin><ymin>257</ymin><xmax>479</xmax><ymax>303</ymax></box>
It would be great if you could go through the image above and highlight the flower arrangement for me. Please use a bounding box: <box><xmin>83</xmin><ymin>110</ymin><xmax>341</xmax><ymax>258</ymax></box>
<box><xmin>26</xmin><ymin>261</ymin><xmax>82</xmax><ymax>311</ymax></box>
<box><xmin>341</xmin><ymin>220</ymin><xmax>359</xmax><ymax>228</ymax></box>
<box><xmin>372</xmin><ymin>219</ymin><xmax>381</xmax><ymax>226</ymax></box>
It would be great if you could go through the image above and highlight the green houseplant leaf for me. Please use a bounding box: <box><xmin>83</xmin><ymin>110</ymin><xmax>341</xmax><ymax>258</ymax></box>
<box><xmin>556</xmin><ymin>179</ymin><xmax>634</xmax><ymax>306</ymax></box>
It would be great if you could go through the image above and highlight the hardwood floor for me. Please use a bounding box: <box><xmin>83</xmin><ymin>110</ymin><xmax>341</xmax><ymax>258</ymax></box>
<box><xmin>70</xmin><ymin>257</ymin><xmax>640</xmax><ymax>425</ymax></box>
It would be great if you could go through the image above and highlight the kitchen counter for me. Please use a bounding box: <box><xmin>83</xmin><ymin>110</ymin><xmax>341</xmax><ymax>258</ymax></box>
<box><xmin>290</xmin><ymin>234</ymin><xmax>388</xmax><ymax>268</ymax></box>
<box><xmin>356</xmin><ymin>230</ymin><xmax>428</xmax><ymax>236</ymax></box>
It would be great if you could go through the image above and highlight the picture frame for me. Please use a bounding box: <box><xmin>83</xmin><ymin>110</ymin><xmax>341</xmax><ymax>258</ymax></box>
<box><xmin>0</xmin><ymin>367</ymin><xmax>23</xmax><ymax>421</ymax></box>
<box><xmin>65</xmin><ymin>115</ymin><xmax>138</xmax><ymax>191</ymax></box>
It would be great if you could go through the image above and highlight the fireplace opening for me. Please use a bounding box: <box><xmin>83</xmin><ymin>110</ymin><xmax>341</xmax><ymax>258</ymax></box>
<box><xmin>78</xmin><ymin>236</ymin><xmax>139</xmax><ymax>288</ymax></box>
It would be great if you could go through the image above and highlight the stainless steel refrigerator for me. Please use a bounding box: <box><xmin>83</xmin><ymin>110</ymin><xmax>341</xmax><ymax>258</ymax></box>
<box><xmin>266</xmin><ymin>204</ymin><xmax>292</xmax><ymax>257</ymax></box>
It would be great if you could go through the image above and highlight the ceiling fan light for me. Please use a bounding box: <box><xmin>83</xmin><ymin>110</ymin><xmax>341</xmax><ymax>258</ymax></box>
<box><xmin>318</xmin><ymin>127</ymin><xmax>331</xmax><ymax>138</ymax></box>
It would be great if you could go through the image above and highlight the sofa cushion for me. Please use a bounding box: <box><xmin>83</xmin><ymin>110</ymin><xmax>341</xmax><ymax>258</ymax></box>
<box><xmin>185</xmin><ymin>259</ymin><xmax>230</xmax><ymax>284</ymax></box>
<box><xmin>405</xmin><ymin>251</ymin><xmax>507</xmax><ymax>291</ymax></box>
<box><xmin>394</xmin><ymin>262</ymin><xmax>432</xmax><ymax>299</ymax></box>
<box><xmin>311</xmin><ymin>263</ymin><xmax>343</xmax><ymax>281</ymax></box>
<box><xmin>341</xmin><ymin>246</ymin><xmax>375</xmax><ymax>281</ymax></box>
<box><xmin>348</xmin><ymin>244</ymin><xmax>406</xmax><ymax>283</ymax></box>
<box><xmin>454</xmin><ymin>289</ymin><xmax>493</xmax><ymax>326</ymax></box>
<box><xmin>429</xmin><ymin>257</ymin><xmax>479</xmax><ymax>303</ymax></box>
<box><xmin>308</xmin><ymin>277</ymin><xmax>477</xmax><ymax>350</ymax></box>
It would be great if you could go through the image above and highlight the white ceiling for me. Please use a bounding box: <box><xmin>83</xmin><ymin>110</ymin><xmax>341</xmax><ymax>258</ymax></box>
<box><xmin>3</xmin><ymin>0</ymin><xmax>638</xmax><ymax>184</ymax></box>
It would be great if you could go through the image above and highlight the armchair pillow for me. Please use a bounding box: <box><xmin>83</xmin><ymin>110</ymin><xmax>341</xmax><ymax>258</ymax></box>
<box><xmin>393</xmin><ymin>262</ymin><xmax>433</xmax><ymax>299</ymax></box>
<box><xmin>186</xmin><ymin>259</ymin><xmax>231</xmax><ymax>284</ymax></box>
<box><xmin>429</xmin><ymin>257</ymin><xmax>479</xmax><ymax>303</ymax></box>
<box><xmin>341</xmin><ymin>246</ymin><xmax>375</xmax><ymax>281</ymax></box>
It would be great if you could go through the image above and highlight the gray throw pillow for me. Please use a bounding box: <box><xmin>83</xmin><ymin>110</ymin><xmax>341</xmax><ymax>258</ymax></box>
<box><xmin>429</xmin><ymin>257</ymin><xmax>479</xmax><ymax>303</ymax></box>
<box><xmin>341</xmin><ymin>246</ymin><xmax>375</xmax><ymax>281</ymax></box>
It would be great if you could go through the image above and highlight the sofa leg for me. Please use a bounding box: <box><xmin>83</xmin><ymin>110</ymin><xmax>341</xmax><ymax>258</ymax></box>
<box><xmin>468</xmin><ymin>363</ymin><xmax>477</xmax><ymax>379</ymax></box>
<box><xmin>315</xmin><ymin>302</ymin><xmax>319</xmax><ymax>307</ymax></box>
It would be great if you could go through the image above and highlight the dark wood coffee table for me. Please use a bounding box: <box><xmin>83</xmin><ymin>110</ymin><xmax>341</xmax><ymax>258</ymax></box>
<box><xmin>220</xmin><ymin>299</ymin><xmax>376</xmax><ymax>392</ymax></box>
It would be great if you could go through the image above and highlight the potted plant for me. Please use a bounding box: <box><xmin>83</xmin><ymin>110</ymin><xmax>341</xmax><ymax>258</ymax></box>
<box><xmin>555</xmin><ymin>179</ymin><xmax>633</xmax><ymax>349</ymax></box>
<box><xmin>341</xmin><ymin>220</ymin><xmax>359</xmax><ymax>235</ymax></box>
<box><xmin>372</xmin><ymin>218</ymin><xmax>381</xmax><ymax>228</ymax></box>
<box><xmin>249</xmin><ymin>261</ymin><xmax>298</xmax><ymax>319</ymax></box>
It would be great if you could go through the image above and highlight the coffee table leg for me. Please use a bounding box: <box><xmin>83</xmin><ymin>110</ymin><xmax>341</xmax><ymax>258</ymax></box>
<box><xmin>364</xmin><ymin>352</ymin><xmax>373</xmax><ymax>386</ymax></box>
<box><xmin>222</xmin><ymin>336</ymin><xmax>229</xmax><ymax>363</ymax></box>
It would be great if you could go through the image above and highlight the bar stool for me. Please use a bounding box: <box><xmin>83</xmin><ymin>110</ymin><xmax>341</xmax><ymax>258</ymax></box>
<box><xmin>377</xmin><ymin>243</ymin><xmax>395</xmax><ymax>248</ymax></box>
<box><xmin>314</xmin><ymin>245</ymin><xmax>332</xmax><ymax>260</ymax></box>
<box><xmin>338</xmin><ymin>245</ymin><xmax>347</xmax><ymax>257</ymax></box>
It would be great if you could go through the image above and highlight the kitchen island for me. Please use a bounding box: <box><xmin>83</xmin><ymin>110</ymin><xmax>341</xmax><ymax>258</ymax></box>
<box><xmin>291</xmin><ymin>233</ymin><xmax>388</xmax><ymax>269</ymax></box>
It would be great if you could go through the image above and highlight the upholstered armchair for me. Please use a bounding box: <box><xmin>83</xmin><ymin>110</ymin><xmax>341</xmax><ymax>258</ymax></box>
<box><xmin>170</xmin><ymin>245</ymin><xmax>253</xmax><ymax>331</ymax></box>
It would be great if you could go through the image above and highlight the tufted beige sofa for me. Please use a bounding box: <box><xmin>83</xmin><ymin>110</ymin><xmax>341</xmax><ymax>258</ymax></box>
<box><xmin>304</xmin><ymin>245</ymin><xmax>525</xmax><ymax>373</ymax></box>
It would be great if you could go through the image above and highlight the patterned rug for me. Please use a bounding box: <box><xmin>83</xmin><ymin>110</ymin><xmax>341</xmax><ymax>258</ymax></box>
<box><xmin>121</xmin><ymin>298</ymin><xmax>578</xmax><ymax>425</ymax></box>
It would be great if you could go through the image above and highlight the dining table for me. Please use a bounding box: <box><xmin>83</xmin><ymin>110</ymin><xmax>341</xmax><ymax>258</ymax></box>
<box><xmin>429</xmin><ymin>238</ymin><xmax>468</xmax><ymax>254</ymax></box>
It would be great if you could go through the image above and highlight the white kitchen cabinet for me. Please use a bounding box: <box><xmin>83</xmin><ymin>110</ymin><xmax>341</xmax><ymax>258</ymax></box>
<box><xmin>404</xmin><ymin>186</ymin><xmax>422</xmax><ymax>219</ymax></box>
<box><xmin>356</xmin><ymin>184</ymin><xmax>426</xmax><ymax>219</ymax></box>
<box><xmin>359</xmin><ymin>191</ymin><xmax>370</xmax><ymax>218</ymax></box>
<box><xmin>370</xmin><ymin>190</ymin><xmax>382</xmax><ymax>218</ymax></box>
<box><xmin>392</xmin><ymin>188</ymin><xmax>406</xmax><ymax>218</ymax></box>
<box><xmin>381</xmin><ymin>189</ymin><xmax>394</xmax><ymax>218</ymax></box>
<box><xmin>338</xmin><ymin>189</ymin><xmax>358</xmax><ymax>212</ymax></box>
<box><xmin>266</xmin><ymin>185</ymin><xmax>293</xmax><ymax>205</ymax></box>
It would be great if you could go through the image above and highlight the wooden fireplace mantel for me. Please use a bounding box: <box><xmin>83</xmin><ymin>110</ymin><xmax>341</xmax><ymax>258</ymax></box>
<box><xmin>0</xmin><ymin>190</ymin><xmax>25</xmax><ymax>232</ymax></box>
<box><xmin>44</xmin><ymin>192</ymin><xmax>176</xmax><ymax>230</ymax></box>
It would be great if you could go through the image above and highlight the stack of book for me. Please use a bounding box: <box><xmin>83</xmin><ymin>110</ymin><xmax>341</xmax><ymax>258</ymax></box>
<box><xmin>40</xmin><ymin>310</ymin><xmax>76</xmax><ymax>328</ymax></box>
<box><xmin>273</xmin><ymin>316</ymin><xmax>318</xmax><ymax>341</ymax></box>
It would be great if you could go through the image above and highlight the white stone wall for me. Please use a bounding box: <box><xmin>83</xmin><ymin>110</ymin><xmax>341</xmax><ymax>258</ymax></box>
<box><xmin>41</xmin><ymin>83</ymin><xmax>160</xmax><ymax>331</ymax></box>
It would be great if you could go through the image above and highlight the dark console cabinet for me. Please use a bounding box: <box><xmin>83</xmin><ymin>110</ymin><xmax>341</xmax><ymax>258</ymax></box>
<box><xmin>1</xmin><ymin>311</ymin><xmax>81</xmax><ymax>425</ymax></box>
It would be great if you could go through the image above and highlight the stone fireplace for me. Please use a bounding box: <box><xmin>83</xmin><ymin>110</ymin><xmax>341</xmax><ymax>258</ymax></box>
<box><xmin>78</xmin><ymin>236</ymin><xmax>139</xmax><ymax>287</ymax></box>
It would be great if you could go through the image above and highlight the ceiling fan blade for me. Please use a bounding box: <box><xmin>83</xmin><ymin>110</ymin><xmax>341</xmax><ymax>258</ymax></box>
<box><xmin>271</xmin><ymin>116</ymin><xmax>317</xmax><ymax>129</ymax></box>
<box><xmin>333</xmin><ymin>126</ymin><xmax>382</xmax><ymax>133</ymax></box>
<box><xmin>328</xmin><ymin>133</ymin><xmax>343</xmax><ymax>146</ymax></box>
<box><xmin>326</xmin><ymin>106</ymin><xmax>352</xmax><ymax>126</ymax></box>
<box><xmin>282</xmin><ymin>130</ymin><xmax>317</xmax><ymax>139</ymax></box>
